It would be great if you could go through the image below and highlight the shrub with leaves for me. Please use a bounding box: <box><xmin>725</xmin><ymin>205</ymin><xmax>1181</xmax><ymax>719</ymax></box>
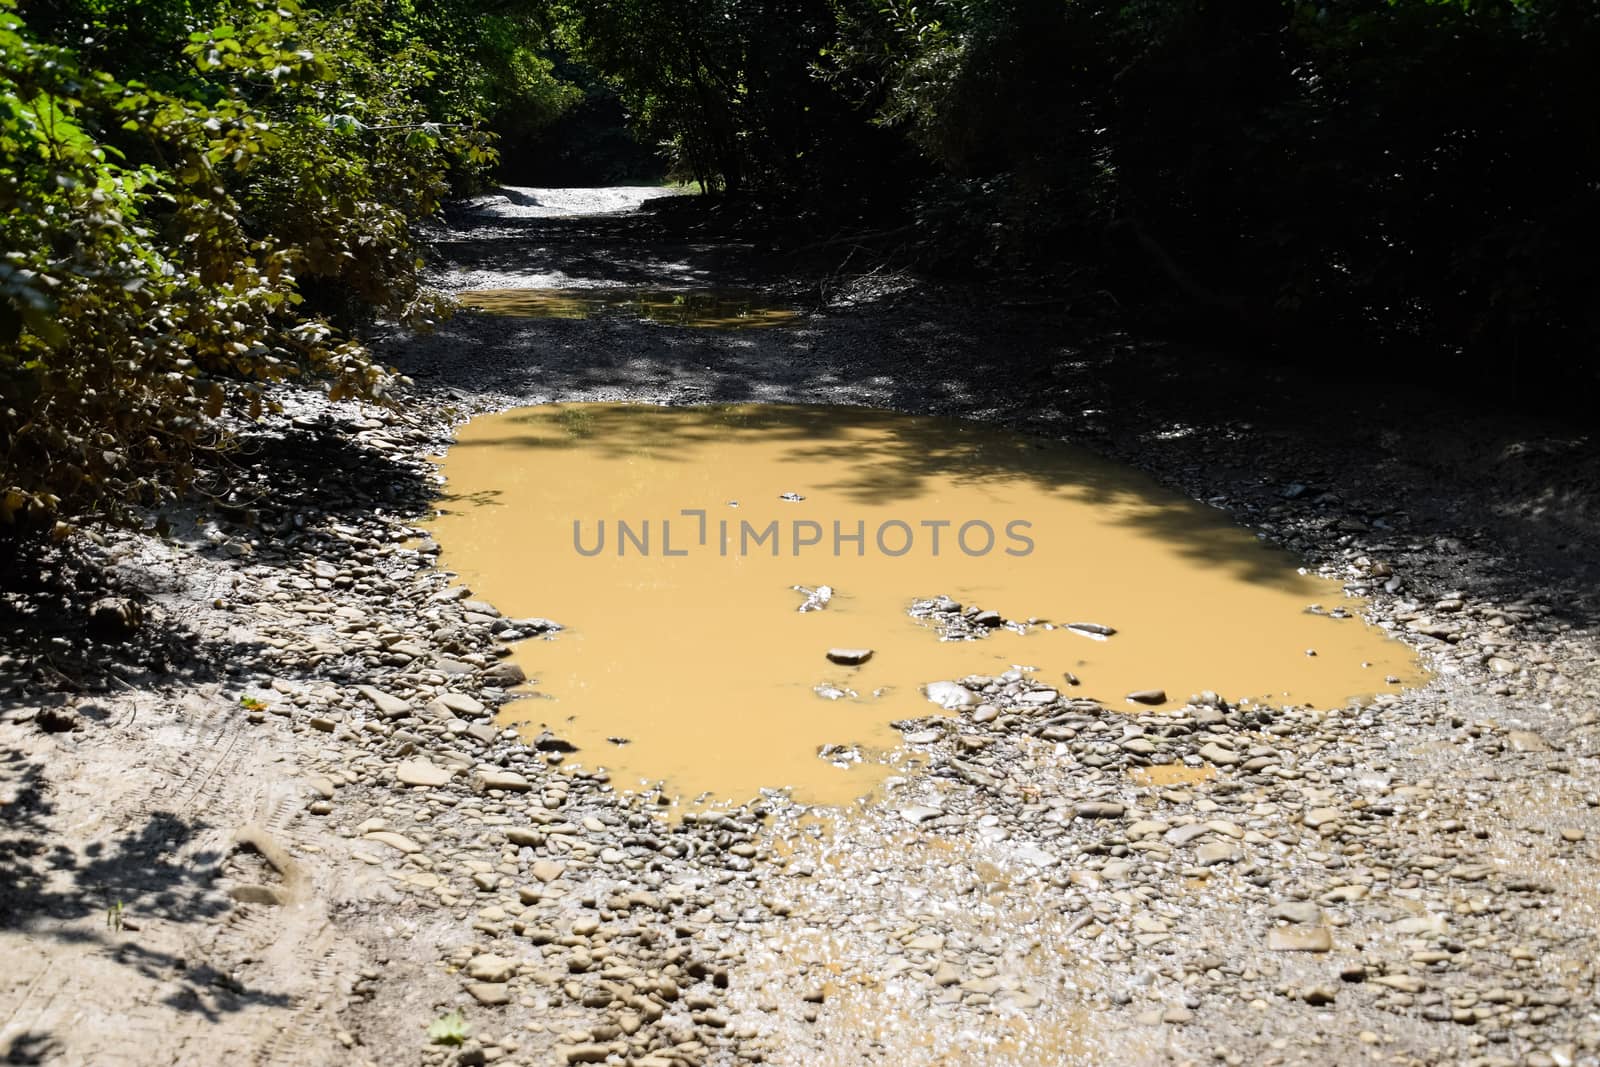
<box><xmin>0</xmin><ymin>0</ymin><xmax>496</xmax><ymax>532</ymax></box>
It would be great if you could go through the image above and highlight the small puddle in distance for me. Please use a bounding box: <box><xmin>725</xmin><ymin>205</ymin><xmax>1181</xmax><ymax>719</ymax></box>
<box><xmin>457</xmin><ymin>288</ymin><xmax>797</xmax><ymax>329</ymax></box>
<box><xmin>428</xmin><ymin>403</ymin><xmax>1423</xmax><ymax>806</ymax></box>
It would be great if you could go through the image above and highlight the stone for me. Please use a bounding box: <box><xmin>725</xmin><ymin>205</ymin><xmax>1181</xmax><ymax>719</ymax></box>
<box><xmin>1268</xmin><ymin>927</ymin><xmax>1333</xmax><ymax>952</ymax></box>
<box><xmin>931</xmin><ymin>962</ymin><xmax>961</xmax><ymax>986</ymax></box>
<box><xmin>363</xmin><ymin>831</ymin><xmax>420</xmax><ymax>854</ymax></box>
<box><xmin>1198</xmin><ymin>742</ymin><xmax>1240</xmax><ymax>766</ymax></box>
<box><xmin>1196</xmin><ymin>842</ymin><xmax>1241</xmax><ymax>866</ymax></box>
<box><xmin>532</xmin><ymin>860</ymin><xmax>565</xmax><ymax>883</ymax></box>
<box><xmin>1126</xmin><ymin>689</ymin><xmax>1167</xmax><ymax>705</ymax></box>
<box><xmin>474</xmin><ymin>769</ymin><xmax>532</xmax><ymax>793</ymax></box>
<box><xmin>1074</xmin><ymin>802</ymin><xmax>1126</xmax><ymax>820</ymax></box>
<box><xmin>1506</xmin><ymin>730</ymin><xmax>1552</xmax><ymax>753</ymax></box>
<box><xmin>1012</xmin><ymin>845</ymin><xmax>1059</xmax><ymax>867</ymax></box>
<box><xmin>900</xmin><ymin>805</ymin><xmax>944</xmax><ymax>825</ymax></box>
<box><xmin>466</xmin><ymin>954</ymin><xmax>517</xmax><ymax>983</ymax></box>
<box><xmin>437</xmin><ymin>692</ymin><xmax>486</xmax><ymax>717</ymax></box>
<box><xmin>1304</xmin><ymin>807</ymin><xmax>1342</xmax><ymax>829</ymax></box>
<box><xmin>1067</xmin><ymin>622</ymin><xmax>1117</xmax><ymax>637</ymax></box>
<box><xmin>825</xmin><ymin>648</ymin><xmax>874</xmax><ymax>665</ymax></box>
<box><xmin>396</xmin><ymin>759</ymin><xmax>452</xmax><ymax>788</ymax></box>
<box><xmin>466</xmin><ymin>983</ymin><xmax>511</xmax><ymax>1006</ymax></box>
<box><xmin>482</xmin><ymin>662</ymin><xmax>526</xmax><ymax>688</ymax></box>
<box><xmin>1269</xmin><ymin>901</ymin><xmax>1324</xmax><ymax>925</ymax></box>
<box><xmin>923</xmin><ymin>681</ymin><xmax>977</xmax><ymax>709</ymax></box>
<box><xmin>1165</xmin><ymin>823</ymin><xmax>1213</xmax><ymax>846</ymax></box>
<box><xmin>356</xmin><ymin>686</ymin><xmax>411</xmax><ymax>717</ymax></box>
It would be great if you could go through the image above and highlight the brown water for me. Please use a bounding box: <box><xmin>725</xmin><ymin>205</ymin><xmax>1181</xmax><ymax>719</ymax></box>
<box><xmin>428</xmin><ymin>403</ymin><xmax>1421</xmax><ymax>806</ymax></box>
<box><xmin>457</xmin><ymin>288</ymin><xmax>796</xmax><ymax>329</ymax></box>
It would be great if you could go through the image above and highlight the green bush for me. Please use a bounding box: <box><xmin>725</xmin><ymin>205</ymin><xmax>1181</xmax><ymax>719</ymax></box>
<box><xmin>0</xmin><ymin>0</ymin><xmax>496</xmax><ymax>530</ymax></box>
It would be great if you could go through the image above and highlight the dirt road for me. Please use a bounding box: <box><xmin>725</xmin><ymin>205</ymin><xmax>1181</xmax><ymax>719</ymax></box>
<box><xmin>2</xmin><ymin>188</ymin><xmax>1597</xmax><ymax>1067</ymax></box>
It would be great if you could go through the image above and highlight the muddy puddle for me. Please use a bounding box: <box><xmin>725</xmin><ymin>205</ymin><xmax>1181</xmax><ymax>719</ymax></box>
<box><xmin>457</xmin><ymin>287</ymin><xmax>796</xmax><ymax>329</ymax></box>
<box><xmin>428</xmin><ymin>403</ymin><xmax>1421</xmax><ymax>806</ymax></box>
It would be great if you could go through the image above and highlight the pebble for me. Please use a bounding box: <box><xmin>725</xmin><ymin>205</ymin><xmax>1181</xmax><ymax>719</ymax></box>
<box><xmin>923</xmin><ymin>681</ymin><xmax>977</xmax><ymax>709</ymax></box>
<box><xmin>1267</xmin><ymin>927</ymin><xmax>1333</xmax><ymax>952</ymax></box>
<box><xmin>396</xmin><ymin>759</ymin><xmax>453</xmax><ymax>787</ymax></box>
<box><xmin>466</xmin><ymin>955</ymin><xmax>517</xmax><ymax>983</ymax></box>
<box><xmin>356</xmin><ymin>685</ymin><xmax>411</xmax><ymax>717</ymax></box>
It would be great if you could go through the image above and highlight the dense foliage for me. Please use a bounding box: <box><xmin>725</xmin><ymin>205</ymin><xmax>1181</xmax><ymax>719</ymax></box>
<box><xmin>544</xmin><ymin>0</ymin><xmax>1600</xmax><ymax>391</ymax></box>
<box><xmin>0</xmin><ymin>0</ymin><xmax>543</xmax><ymax>530</ymax></box>
<box><xmin>826</xmin><ymin>0</ymin><xmax>1600</xmax><ymax>385</ymax></box>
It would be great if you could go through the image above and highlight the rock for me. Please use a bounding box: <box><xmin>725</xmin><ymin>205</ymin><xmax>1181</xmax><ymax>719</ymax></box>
<box><xmin>1198</xmin><ymin>742</ymin><xmax>1240</xmax><ymax>766</ymax></box>
<box><xmin>396</xmin><ymin>759</ymin><xmax>453</xmax><ymax>788</ymax></box>
<box><xmin>1268</xmin><ymin>927</ymin><xmax>1333</xmax><ymax>952</ymax></box>
<box><xmin>88</xmin><ymin>597</ymin><xmax>142</xmax><ymax>639</ymax></box>
<box><xmin>923</xmin><ymin>681</ymin><xmax>977</xmax><ymax>709</ymax></box>
<box><xmin>363</xmin><ymin>831</ymin><xmax>421</xmax><ymax>854</ymax></box>
<box><xmin>532</xmin><ymin>860</ymin><xmax>565</xmax><ymax>883</ymax></box>
<box><xmin>1161</xmin><ymin>1005</ymin><xmax>1193</xmax><ymax>1024</ymax></box>
<box><xmin>1269</xmin><ymin>901</ymin><xmax>1324</xmax><ymax>925</ymax></box>
<box><xmin>1369</xmin><ymin>974</ymin><xmax>1425</xmax><ymax>993</ymax></box>
<box><xmin>794</xmin><ymin>585</ymin><xmax>833</xmax><ymax>612</ymax></box>
<box><xmin>562</xmin><ymin>1046</ymin><xmax>613</xmax><ymax>1065</ymax></box>
<box><xmin>931</xmin><ymin>962</ymin><xmax>961</xmax><ymax>986</ymax></box>
<box><xmin>466</xmin><ymin>954</ymin><xmax>517</xmax><ymax>983</ymax></box>
<box><xmin>1506</xmin><ymin>729</ymin><xmax>1552</xmax><ymax>752</ymax></box>
<box><xmin>1165</xmin><ymin>823</ymin><xmax>1213</xmax><ymax>846</ymax></box>
<box><xmin>900</xmin><ymin>805</ymin><xmax>944</xmax><ymax>825</ymax></box>
<box><xmin>474</xmin><ymin>769</ymin><xmax>532</xmax><ymax>793</ymax></box>
<box><xmin>466</xmin><ymin>983</ymin><xmax>511</xmax><ymax>1006</ymax></box>
<box><xmin>437</xmin><ymin>692</ymin><xmax>486</xmax><ymax>717</ymax></box>
<box><xmin>1074</xmin><ymin>802</ymin><xmax>1126</xmax><ymax>820</ymax></box>
<box><xmin>482</xmin><ymin>662</ymin><xmax>526</xmax><ymax>688</ymax></box>
<box><xmin>1126</xmin><ymin>689</ymin><xmax>1167</xmax><ymax>705</ymax></box>
<box><xmin>1196</xmin><ymin>841</ymin><xmax>1241</xmax><ymax>866</ymax></box>
<box><xmin>1012</xmin><ymin>845</ymin><xmax>1059</xmax><ymax>867</ymax></box>
<box><xmin>1304</xmin><ymin>807</ymin><xmax>1342</xmax><ymax>829</ymax></box>
<box><xmin>357</xmin><ymin>685</ymin><xmax>411</xmax><ymax>717</ymax></box>
<box><xmin>826</xmin><ymin>648</ymin><xmax>874</xmax><ymax>665</ymax></box>
<box><xmin>533</xmin><ymin>731</ymin><xmax>578</xmax><ymax>753</ymax></box>
<box><xmin>1561</xmin><ymin>828</ymin><xmax>1586</xmax><ymax>842</ymax></box>
<box><xmin>1067</xmin><ymin>622</ymin><xmax>1116</xmax><ymax>637</ymax></box>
